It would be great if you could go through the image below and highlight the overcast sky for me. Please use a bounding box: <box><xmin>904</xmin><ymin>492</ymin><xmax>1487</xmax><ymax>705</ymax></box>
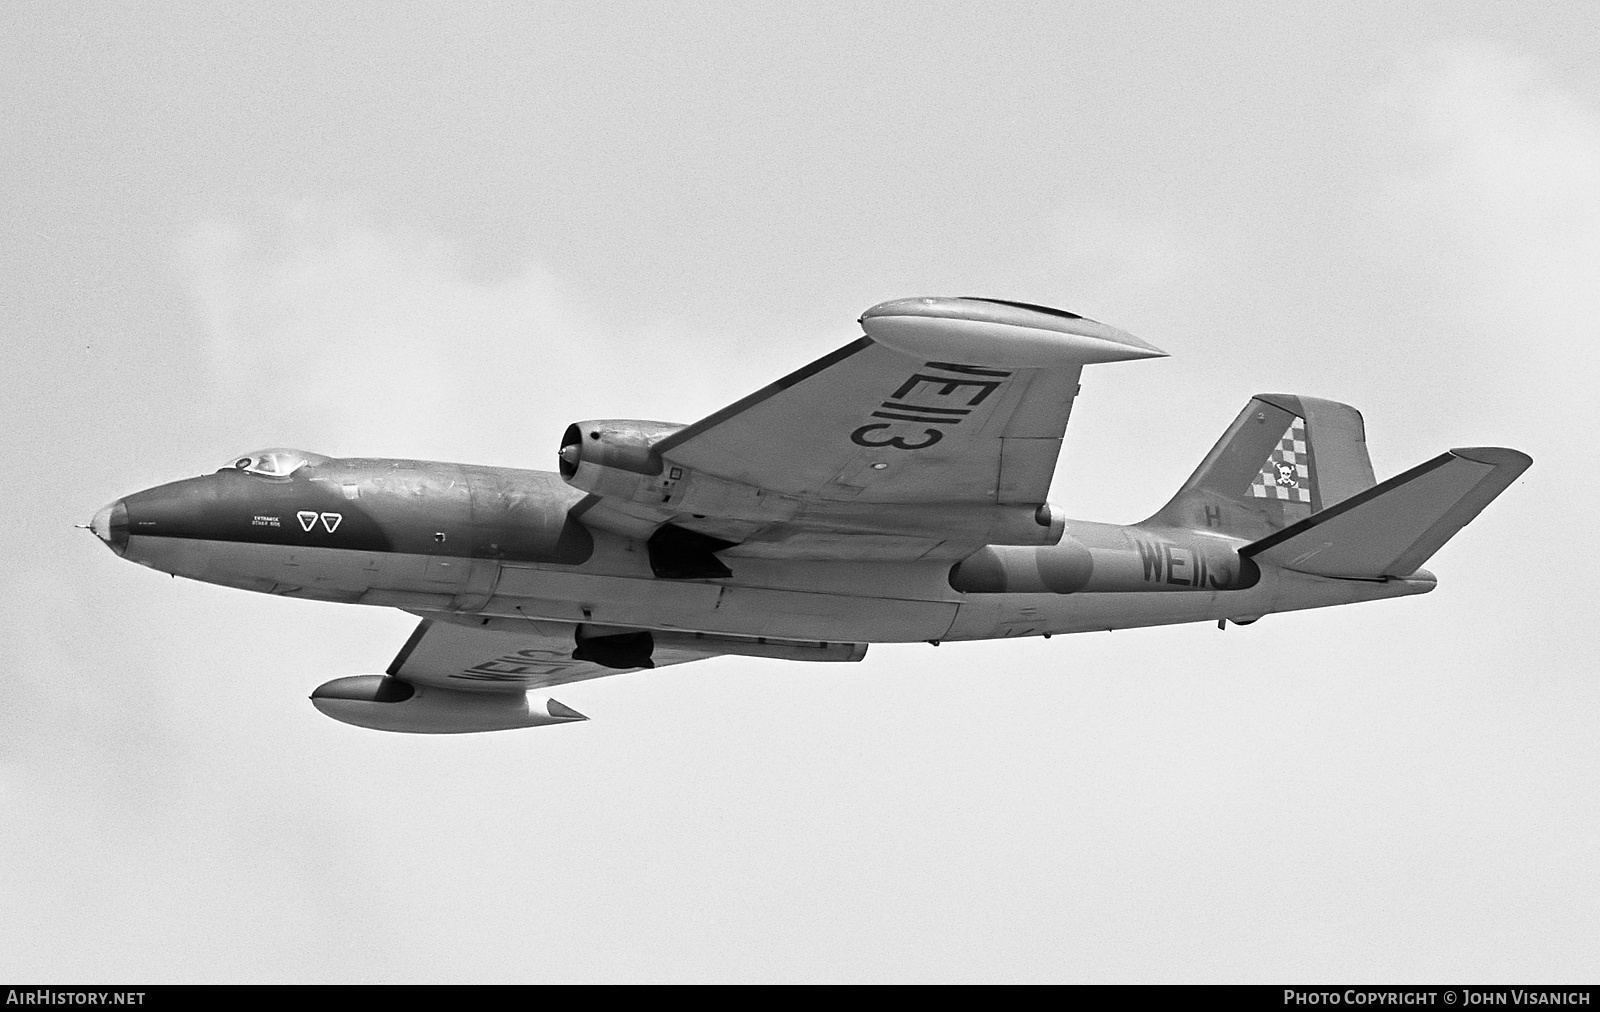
<box><xmin>3</xmin><ymin>2</ymin><xmax>1596</xmax><ymax>983</ymax></box>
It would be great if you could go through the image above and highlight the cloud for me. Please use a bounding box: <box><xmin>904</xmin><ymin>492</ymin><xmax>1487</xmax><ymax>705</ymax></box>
<box><xmin>179</xmin><ymin>209</ymin><xmax>844</xmax><ymax>468</ymax></box>
<box><xmin>1361</xmin><ymin>40</ymin><xmax>1600</xmax><ymax>647</ymax></box>
<box><xmin>1379</xmin><ymin>40</ymin><xmax>1600</xmax><ymax>390</ymax></box>
<box><xmin>182</xmin><ymin>210</ymin><xmax>576</xmax><ymax>460</ymax></box>
<box><xmin>1389</xmin><ymin>41</ymin><xmax>1600</xmax><ymax>232</ymax></box>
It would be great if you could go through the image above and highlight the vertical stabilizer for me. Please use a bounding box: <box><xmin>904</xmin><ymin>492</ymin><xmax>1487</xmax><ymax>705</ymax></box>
<box><xmin>1146</xmin><ymin>395</ymin><xmax>1377</xmax><ymax>540</ymax></box>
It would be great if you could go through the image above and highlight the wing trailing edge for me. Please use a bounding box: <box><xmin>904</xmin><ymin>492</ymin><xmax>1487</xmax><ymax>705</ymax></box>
<box><xmin>1240</xmin><ymin>446</ymin><xmax>1531</xmax><ymax>578</ymax></box>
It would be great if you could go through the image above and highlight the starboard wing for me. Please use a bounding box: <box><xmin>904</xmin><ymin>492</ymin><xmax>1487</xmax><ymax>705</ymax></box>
<box><xmin>577</xmin><ymin>298</ymin><xmax>1165</xmax><ymax>559</ymax></box>
<box><xmin>658</xmin><ymin>298</ymin><xmax>1163</xmax><ymax>506</ymax></box>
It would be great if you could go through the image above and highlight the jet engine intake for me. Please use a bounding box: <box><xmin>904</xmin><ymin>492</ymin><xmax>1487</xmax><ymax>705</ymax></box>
<box><xmin>558</xmin><ymin>419</ymin><xmax>684</xmax><ymax>498</ymax></box>
<box><xmin>310</xmin><ymin>674</ymin><xmax>587</xmax><ymax>734</ymax></box>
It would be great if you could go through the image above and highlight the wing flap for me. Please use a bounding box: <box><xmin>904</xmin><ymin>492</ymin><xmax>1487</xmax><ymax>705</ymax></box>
<box><xmin>1241</xmin><ymin>447</ymin><xmax>1531</xmax><ymax>578</ymax></box>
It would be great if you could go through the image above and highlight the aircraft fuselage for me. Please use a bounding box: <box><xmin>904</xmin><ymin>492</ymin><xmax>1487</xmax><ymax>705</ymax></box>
<box><xmin>94</xmin><ymin>455</ymin><xmax>1432</xmax><ymax>646</ymax></box>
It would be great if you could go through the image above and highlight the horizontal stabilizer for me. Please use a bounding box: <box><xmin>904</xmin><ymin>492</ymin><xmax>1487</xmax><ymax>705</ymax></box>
<box><xmin>1240</xmin><ymin>447</ymin><xmax>1531</xmax><ymax>578</ymax></box>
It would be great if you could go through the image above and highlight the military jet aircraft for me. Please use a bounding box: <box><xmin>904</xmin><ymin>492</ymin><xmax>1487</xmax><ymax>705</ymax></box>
<box><xmin>89</xmin><ymin>297</ymin><xmax>1530</xmax><ymax>733</ymax></box>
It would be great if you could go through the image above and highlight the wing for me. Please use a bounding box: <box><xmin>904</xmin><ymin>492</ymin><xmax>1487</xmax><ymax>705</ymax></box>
<box><xmin>660</xmin><ymin>298</ymin><xmax>1163</xmax><ymax>505</ymax></box>
<box><xmin>386</xmin><ymin>616</ymin><xmax>723</xmax><ymax>691</ymax></box>
<box><xmin>659</xmin><ymin>337</ymin><xmax>1080</xmax><ymax>508</ymax></box>
<box><xmin>311</xmin><ymin>618</ymin><xmax>865</xmax><ymax>733</ymax></box>
<box><xmin>580</xmin><ymin>297</ymin><xmax>1165</xmax><ymax>559</ymax></box>
<box><xmin>388</xmin><ymin>615</ymin><xmax>867</xmax><ymax>691</ymax></box>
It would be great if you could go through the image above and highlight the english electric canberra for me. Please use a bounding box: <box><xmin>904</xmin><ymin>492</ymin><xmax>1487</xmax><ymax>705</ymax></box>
<box><xmin>90</xmin><ymin>298</ymin><xmax>1530</xmax><ymax>733</ymax></box>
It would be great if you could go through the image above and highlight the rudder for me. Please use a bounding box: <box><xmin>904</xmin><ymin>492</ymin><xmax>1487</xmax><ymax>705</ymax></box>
<box><xmin>1147</xmin><ymin>394</ymin><xmax>1377</xmax><ymax>540</ymax></box>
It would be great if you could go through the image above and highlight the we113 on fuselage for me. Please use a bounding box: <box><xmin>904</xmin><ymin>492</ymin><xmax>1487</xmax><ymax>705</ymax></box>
<box><xmin>89</xmin><ymin>297</ymin><xmax>1530</xmax><ymax>733</ymax></box>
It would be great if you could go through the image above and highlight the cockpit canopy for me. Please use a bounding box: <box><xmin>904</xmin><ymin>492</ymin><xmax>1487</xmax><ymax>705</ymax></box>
<box><xmin>219</xmin><ymin>448</ymin><xmax>328</xmax><ymax>477</ymax></box>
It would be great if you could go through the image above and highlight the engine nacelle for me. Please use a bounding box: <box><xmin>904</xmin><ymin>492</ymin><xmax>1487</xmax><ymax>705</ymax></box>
<box><xmin>310</xmin><ymin>675</ymin><xmax>587</xmax><ymax>734</ymax></box>
<box><xmin>558</xmin><ymin>419</ymin><xmax>684</xmax><ymax>498</ymax></box>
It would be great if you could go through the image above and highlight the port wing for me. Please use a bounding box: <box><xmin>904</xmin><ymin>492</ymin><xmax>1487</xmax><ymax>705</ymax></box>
<box><xmin>386</xmin><ymin>616</ymin><xmax>867</xmax><ymax>692</ymax></box>
<box><xmin>385</xmin><ymin>617</ymin><xmax>722</xmax><ymax>691</ymax></box>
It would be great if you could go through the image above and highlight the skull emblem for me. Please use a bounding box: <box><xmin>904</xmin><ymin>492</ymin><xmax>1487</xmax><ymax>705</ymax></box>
<box><xmin>1274</xmin><ymin>461</ymin><xmax>1298</xmax><ymax>487</ymax></box>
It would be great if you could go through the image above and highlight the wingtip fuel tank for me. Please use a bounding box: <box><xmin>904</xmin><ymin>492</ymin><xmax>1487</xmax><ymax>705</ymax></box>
<box><xmin>859</xmin><ymin>296</ymin><xmax>1167</xmax><ymax>367</ymax></box>
<box><xmin>310</xmin><ymin>675</ymin><xmax>588</xmax><ymax>734</ymax></box>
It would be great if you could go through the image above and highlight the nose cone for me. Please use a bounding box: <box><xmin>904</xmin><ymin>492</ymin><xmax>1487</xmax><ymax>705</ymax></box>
<box><xmin>90</xmin><ymin>500</ymin><xmax>129</xmax><ymax>555</ymax></box>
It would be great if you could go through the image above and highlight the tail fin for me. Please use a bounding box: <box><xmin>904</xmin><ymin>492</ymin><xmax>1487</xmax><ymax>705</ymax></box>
<box><xmin>1241</xmin><ymin>447</ymin><xmax>1531</xmax><ymax>578</ymax></box>
<box><xmin>1148</xmin><ymin>394</ymin><xmax>1378</xmax><ymax>540</ymax></box>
